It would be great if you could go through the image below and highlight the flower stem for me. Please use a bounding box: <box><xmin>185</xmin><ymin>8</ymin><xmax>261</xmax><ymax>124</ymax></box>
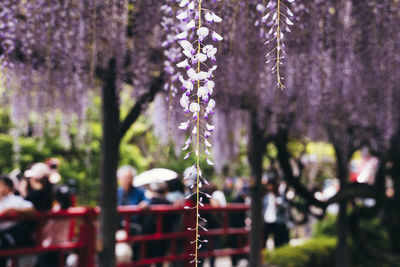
<box><xmin>195</xmin><ymin>0</ymin><xmax>202</xmax><ymax>266</ymax></box>
<box><xmin>276</xmin><ymin>0</ymin><xmax>284</xmax><ymax>89</ymax></box>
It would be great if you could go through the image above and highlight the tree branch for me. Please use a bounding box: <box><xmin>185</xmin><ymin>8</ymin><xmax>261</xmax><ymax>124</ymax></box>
<box><xmin>118</xmin><ymin>75</ymin><xmax>164</xmax><ymax>141</ymax></box>
<box><xmin>326</xmin><ymin>183</ymin><xmax>377</xmax><ymax>205</ymax></box>
<box><xmin>275</xmin><ymin>128</ymin><xmax>327</xmax><ymax>209</ymax></box>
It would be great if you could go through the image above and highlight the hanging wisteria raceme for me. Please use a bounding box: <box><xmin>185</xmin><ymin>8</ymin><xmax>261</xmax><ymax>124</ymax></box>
<box><xmin>161</xmin><ymin>0</ymin><xmax>186</xmax><ymax>140</ymax></box>
<box><xmin>161</xmin><ymin>0</ymin><xmax>185</xmax><ymax>99</ymax></box>
<box><xmin>0</xmin><ymin>0</ymin><xmax>18</xmax><ymax>86</ymax></box>
<box><xmin>261</xmin><ymin>0</ymin><xmax>295</xmax><ymax>89</ymax></box>
<box><xmin>174</xmin><ymin>0</ymin><xmax>222</xmax><ymax>264</ymax></box>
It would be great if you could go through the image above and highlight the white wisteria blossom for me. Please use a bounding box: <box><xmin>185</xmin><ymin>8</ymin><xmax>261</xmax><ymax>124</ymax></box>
<box><xmin>173</xmin><ymin>0</ymin><xmax>222</xmax><ymax>265</ymax></box>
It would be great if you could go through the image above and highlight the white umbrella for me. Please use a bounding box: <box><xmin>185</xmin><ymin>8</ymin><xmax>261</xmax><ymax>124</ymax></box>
<box><xmin>133</xmin><ymin>168</ymin><xmax>178</xmax><ymax>187</ymax></box>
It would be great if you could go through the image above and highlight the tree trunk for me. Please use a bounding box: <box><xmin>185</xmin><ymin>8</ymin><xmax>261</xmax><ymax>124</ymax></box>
<box><xmin>248</xmin><ymin>111</ymin><xmax>266</xmax><ymax>267</ymax></box>
<box><xmin>98</xmin><ymin>58</ymin><xmax>120</xmax><ymax>267</ymax></box>
<box><xmin>334</xmin><ymin>144</ymin><xmax>350</xmax><ymax>267</ymax></box>
<box><xmin>336</xmin><ymin>200</ymin><xmax>348</xmax><ymax>267</ymax></box>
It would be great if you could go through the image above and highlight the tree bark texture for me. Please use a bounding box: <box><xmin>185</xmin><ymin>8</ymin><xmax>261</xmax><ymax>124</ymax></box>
<box><xmin>98</xmin><ymin>58</ymin><xmax>120</xmax><ymax>267</ymax></box>
<box><xmin>336</xmin><ymin>200</ymin><xmax>348</xmax><ymax>267</ymax></box>
<box><xmin>334</xmin><ymin>144</ymin><xmax>350</xmax><ymax>267</ymax></box>
<box><xmin>248</xmin><ymin>110</ymin><xmax>267</xmax><ymax>267</ymax></box>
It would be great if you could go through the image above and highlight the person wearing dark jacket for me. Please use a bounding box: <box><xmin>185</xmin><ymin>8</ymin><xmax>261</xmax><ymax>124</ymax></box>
<box><xmin>142</xmin><ymin>182</ymin><xmax>175</xmax><ymax>267</ymax></box>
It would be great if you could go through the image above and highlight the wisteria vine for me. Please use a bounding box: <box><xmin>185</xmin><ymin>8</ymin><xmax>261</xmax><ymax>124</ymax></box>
<box><xmin>261</xmin><ymin>0</ymin><xmax>295</xmax><ymax>89</ymax></box>
<box><xmin>174</xmin><ymin>0</ymin><xmax>222</xmax><ymax>264</ymax></box>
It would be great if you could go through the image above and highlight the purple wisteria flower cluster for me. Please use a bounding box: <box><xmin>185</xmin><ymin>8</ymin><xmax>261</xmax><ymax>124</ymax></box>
<box><xmin>0</xmin><ymin>0</ymin><xmax>17</xmax><ymax>77</ymax></box>
<box><xmin>173</xmin><ymin>0</ymin><xmax>222</xmax><ymax>264</ymax></box>
<box><xmin>260</xmin><ymin>0</ymin><xmax>295</xmax><ymax>89</ymax></box>
<box><xmin>161</xmin><ymin>0</ymin><xmax>185</xmax><ymax>100</ymax></box>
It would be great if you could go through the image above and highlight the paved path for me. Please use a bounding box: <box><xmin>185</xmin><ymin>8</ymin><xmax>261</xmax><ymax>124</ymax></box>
<box><xmin>202</xmin><ymin>256</ymin><xmax>248</xmax><ymax>267</ymax></box>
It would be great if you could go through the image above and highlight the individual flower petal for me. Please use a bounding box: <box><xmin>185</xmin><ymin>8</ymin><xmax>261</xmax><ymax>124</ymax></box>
<box><xmin>187</xmin><ymin>68</ymin><xmax>198</xmax><ymax>80</ymax></box>
<box><xmin>179</xmin><ymin>120</ymin><xmax>190</xmax><ymax>130</ymax></box>
<box><xmin>182</xmin><ymin>142</ymin><xmax>190</xmax><ymax>150</ymax></box>
<box><xmin>208</xmin><ymin>99</ymin><xmax>216</xmax><ymax>109</ymax></box>
<box><xmin>205</xmin><ymin>12</ymin><xmax>213</xmax><ymax>23</ymax></box>
<box><xmin>197</xmin><ymin>71</ymin><xmax>208</xmax><ymax>80</ymax></box>
<box><xmin>196</xmin><ymin>53</ymin><xmax>207</xmax><ymax>62</ymax></box>
<box><xmin>211</xmin><ymin>31</ymin><xmax>223</xmax><ymax>42</ymax></box>
<box><xmin>176</xmin><ymin>31</ymin><xmax>188</xmax><ymax>40</ymax></box>
<box><xmin>185</xmin><ymin>136</ymin><xmax>192</xmax><ymax>145</ymax></box>
<box><xmin>179</xmin><ymin>0</ymin><xmax>189</xmax><ymax>7</ymax></box>
<box><xmin>189</xmin><ymin>102</ymin><xmax>200</xmax><ymax>113</ymax></box>
<box><xmin>286</xmin><ymin>17</ymin><xmax>294</xmax><ymax>26</ymax></box>
<box><xmin>212</xmin><ymin>13</ymin><xmax>222</xmax><ymax>23</ymax></box>
<box><xmin>177</xmin><ymin>59</ymin><xmax>189</xmax><ymax>68</ymax></box>
<box><xmin>196</xmin><ymin>27</ymin><xmax>209</xmax><ymax>40</ymax></box>
<box><xmin>184</xmin><ymin>152</ymin><xmax>191</xmax><ymax>159</ymax></box>
<box><xmin>186</xmin><ymin>20</ymin><xmax>196</xmax><ymax>29</ymax></box>
<box><xmin>179</xmin><ymin>40</ymin><xmax>193</xmax><ymax>51</ymax></box>
<box><xmin>206</xmin><ymin>158</ymin><xmax>214</xmax><ymax>166</ymax></box>
<box><xmin>183</xmin><ymin>49</ymin><xmax>193</xmax><ymax>58</ymax></box>
<box><xmin>256</xmin><ymin>3</ymin><xmax>266</xmax><ymax>12</ymax></box>
<box><xmin>206</xmin><ymin>123</ymin><xmax>215</xmax><ymax>131</ymax></box>
<box><xmin>262</xmin><ymin>12</ymin><xmax>271</xmax><ymax>21</ymax></box>
<box><xmin>205</xmin><ymin>139</ymin><xmax>212</xmax><ymax>147</ymax></box>
<box><xmin>188</xmin><ymin>1</ymin><xmax>195</xmax><ymax>11</ymax></box>
<box><xmin>176</xmin><ymin>11</ymin><xmax>188</xmax><ymax>21</ymax></box>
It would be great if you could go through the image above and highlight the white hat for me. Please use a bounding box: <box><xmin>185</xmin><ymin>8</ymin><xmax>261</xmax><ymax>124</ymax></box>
<box><xmin>24</xmin><ymin>163</ymin><xmax>51</xmax><ymax>179</ymax></box>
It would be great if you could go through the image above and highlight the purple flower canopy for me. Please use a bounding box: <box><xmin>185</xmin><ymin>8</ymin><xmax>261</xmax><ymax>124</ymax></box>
<box><xmin>0</xmin><ymin>0</ymin><xmax>397</xmax><ymax>161</ymax></box>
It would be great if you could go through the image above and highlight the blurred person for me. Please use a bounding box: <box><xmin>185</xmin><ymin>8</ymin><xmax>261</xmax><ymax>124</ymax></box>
<box><xmin>223</xmin><ymin>177</ymin><xmax>234</xmax><ymax>203</ymax></box>
<box><xmin>45</xmin><ymin>158</ymin><xmax>62</xmax><ymax>184</ymax></box>
<box><xmin>196</xmin><ymin>183</ymin><xmax>223</xmax><ymax>267</ymax></box>
<box><xmin>35</xmin><ymin>185</ymin><xmax>72</xmax><ymax>267</ymax></box>
<box><xmin>349</xmin><ymin>146</ymin><xmax>378</xmax><ymax>184</ymax></box>
<box><xmin>117</xmin><ymin>166</ymin><xmax>149</xmax><ymax>261</ymax></box>
<box><xmin>115</xmin><ymin>230</ymin><xmax>133</xmax><ymax>264</ymax></box>
<box><xmin>262</xmin><ymin>179</ymin><xmax>290</xmax><ymax>249</ymax></box>
<box><xmin>230</xmin><ymin>184</ymin><xmax>250</xmax><ymax>266</ymax></box>
<box><xmin>142</xmin><ymin>182</ymin><xmax>174</xmax><ymax>267</ymax></box>
<box><xmin>166</xmin><ymin>178</ymin><xmax>185</xmax><ymax>206</ymax></box>
<box><xmin>23</xmin><ymin>163</ymin><xmax>54</xmax><ymax>212</ymax></box>
<box><xmin>117</xmin><ymin>166</ymin><xmax>148</xmax><ymax>208</ymax></box>
<box><xmin>0</xmin><ymin>175</ymin><xmax>35</xmax><ymax>267</ymax></box>
<box><xmin>210</xmin><ymin>183</ymin><xmax>227</xmax><ymax>207</ymax></box>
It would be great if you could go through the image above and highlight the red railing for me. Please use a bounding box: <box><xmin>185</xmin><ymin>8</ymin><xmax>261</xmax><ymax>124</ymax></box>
<box><xmin>0</xmin><ymin>207</ymin><xmax>96</xmax><ymax>267</ymax></box>
<box><xmin>0</xmin><ymin>204</ymin><xmax>249</xmax><ymax>267</ymax></box>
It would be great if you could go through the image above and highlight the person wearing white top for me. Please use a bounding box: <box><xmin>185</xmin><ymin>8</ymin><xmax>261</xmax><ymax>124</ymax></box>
<box><xmin>0</xmin><ymin>175</ymin><xmax>35</xmax><ymax>267</ymax></box>
<box><xmin>262</xmin><ymin>180</ymin><xmax>290</xmax><ymax>249</ymax></box>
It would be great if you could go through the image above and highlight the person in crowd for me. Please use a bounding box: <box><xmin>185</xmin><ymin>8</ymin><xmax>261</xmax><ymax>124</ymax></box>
<box><xmin>230</xmin><ymin>184</ymin><xmax>250</xmax><ymax>266</ymax></box>
<box><xmin>191</xmin><ymin>183</ymin><xmax>222</xmax><ymax>267</ymax></box>
<box><xmin>142</xmin><ymin>182</ymin><xmax>175</xmax><ymax>267</ymax></box>
<box><xmin>35</xmin><ymin>185</ymin><xmax>72</xmax><ymax>267</ymax></box>
<box><xmin>211</xmin><ymin>182</ymin><xmax>227</xmax><ymax>208</ymax></box>
<box><xmin>0</xmin><ymin>175</ymin><xmax>35</xmax><ymax>267</ymax></box>
<box><xmin>117</xmin><ymin>166</ymin><xmax>149</xmax><ymax>261</ymax></box>
<box><xmin>117</xmin><ymin>166</ymin><xmax>148</xmax><ymax>208</ymax></box>
<box><xmin>46</xmin><ymin>158</ymin><xmax>62</xmax><ymax>184</ymax></box>
<box><xmin>262</xmin><ymin>179</ymin><xmax>290</xmax><ymax>249</ymax></box>
<box><xmin>166</xmin><ymin>178</ymin><xmax>185</xmax><ymax>206</ymax></box>
<box><xmin>23</xmin><ymin>163</ymin><xmax>54</xmax><ymax>212</ymax></box>
<box><xmin>223</xmin><ymin>177</ymin><xmax>235</xmax><ymax>203</ymax></box>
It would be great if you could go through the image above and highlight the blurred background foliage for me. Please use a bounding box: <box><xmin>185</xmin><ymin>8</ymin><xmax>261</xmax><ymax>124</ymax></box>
<box><xmin>265</xmin><ymin>213</ymin><xmax>397</xmax><ymax>267</ymax></box>
<box><xmin>0</xmin><ymin>95</ymin><xmax>337</xmax><ymax>205</ymax></box>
